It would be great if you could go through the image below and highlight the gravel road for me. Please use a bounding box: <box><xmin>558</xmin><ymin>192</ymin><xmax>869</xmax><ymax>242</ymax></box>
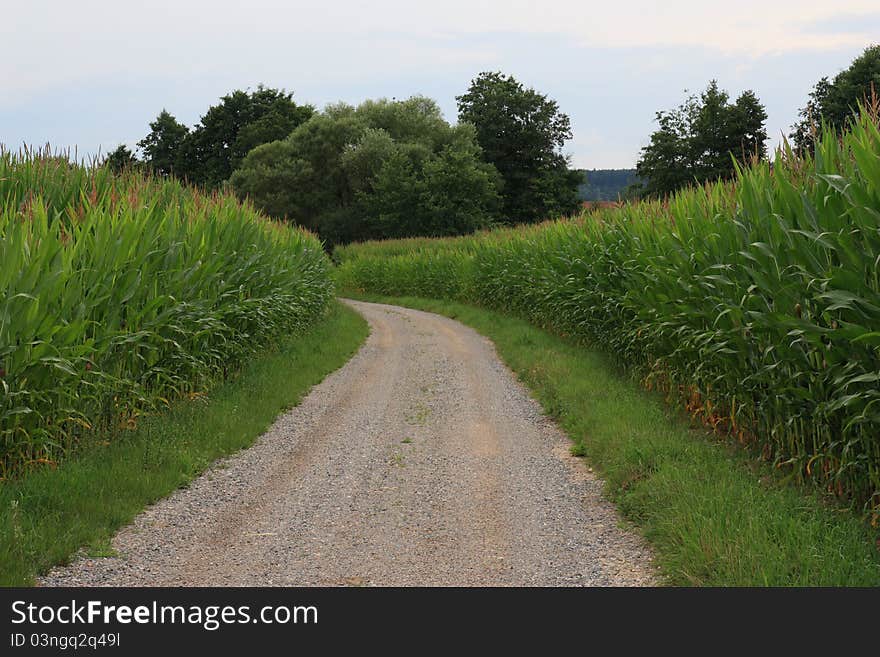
<box><xmin>41</xmin><ymin>300</ymin><xmax>655</xmax><ymax>587</ymax></box>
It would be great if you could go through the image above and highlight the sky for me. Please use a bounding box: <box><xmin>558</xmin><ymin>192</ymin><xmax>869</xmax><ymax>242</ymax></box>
<box><xmin>1</xmin><ymin>1</ymin><xmax>878</xmax><ymax>169</ymax></box>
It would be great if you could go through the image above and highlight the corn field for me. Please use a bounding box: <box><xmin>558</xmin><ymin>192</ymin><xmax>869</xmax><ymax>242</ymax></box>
<box><xmin>337</xmin><ymin>113</ymin><xmax>880</xmax><ymax>515</ymax></box>
<box><xmin>0</xmin><ymin>151</ymin><xmax>333</xmax><ymax>478</ymax></box>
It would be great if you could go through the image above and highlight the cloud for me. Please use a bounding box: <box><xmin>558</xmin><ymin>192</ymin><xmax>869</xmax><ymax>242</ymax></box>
<box><xmin>800</xmin><ymin>12</ymin><xmax>880</xmax><ymax>36</ymax></box>
<box><xmin>1</xmin><ymin>1</ymin><xmax>876</xmax><ymax>166</ymax></box>
<box><xmin>2</xmin><ymin>1</ymin><xmax>878</xmax><ymax>102</ymax></box>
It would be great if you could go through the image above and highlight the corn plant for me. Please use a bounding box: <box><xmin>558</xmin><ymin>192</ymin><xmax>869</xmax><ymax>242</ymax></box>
<box><xmin>336</xmin><ymin>112</ymin><xmax>880</xmax><ymax>516</ymax></box>
<box><xmin>0</xmin><ymin>151</ymin><xmax>333</xmax><ymax>477</ymax></box>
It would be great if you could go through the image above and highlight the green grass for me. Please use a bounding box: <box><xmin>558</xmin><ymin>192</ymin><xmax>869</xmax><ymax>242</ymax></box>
<box><xmin>0</xmin><ymin>301</ymin><xmax>368</xmax><ymax>586</ymax></box>
<box><xmin>347</xmin><ymin>293</ymin><xmax>880</xmax><ymax>586</ymax></box>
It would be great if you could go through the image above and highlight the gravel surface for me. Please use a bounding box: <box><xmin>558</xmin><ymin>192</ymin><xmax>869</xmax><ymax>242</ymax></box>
<box><xmin>41</xmin><ymin>300</ymin><xmax>656</xmax><ymax>587</ymax></box>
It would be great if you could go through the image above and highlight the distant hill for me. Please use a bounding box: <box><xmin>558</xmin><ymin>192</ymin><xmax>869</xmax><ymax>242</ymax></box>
<box><xmin>575</xmin><ymin>169</ymin><xmax>640</xmax><ymax>201</ymax></box>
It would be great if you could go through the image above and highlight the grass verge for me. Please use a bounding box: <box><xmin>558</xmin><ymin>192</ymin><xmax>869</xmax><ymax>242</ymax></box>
<box><xmin>0</xmin><ymin>301</ymin><xmax>368</xmax><ymax>586</ymax></box>
<box><xmin>346</xmin><ymin>293</ymin><xmax>880</xmax><ymax>586</ymax></box>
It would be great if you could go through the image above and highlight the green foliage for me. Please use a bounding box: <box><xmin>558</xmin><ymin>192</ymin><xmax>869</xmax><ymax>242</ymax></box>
<box><xmin>457</xmin><ymin>71</ymin><xmax>581</xmax><ymax>223</ymax></box>
<box><xmin>337</xmin><ymin>112</ymin><xmax>880</xmax><ymax>517</ymax></box>
<box><xmin>728</xmin><ymin>90</ymin><xmax>767</xmax><ymax>163</ymax></box>
<box><xmin>347</xmin><ymin>96</ymin><xmax>450</xmax><ymax>147</ymax></box>
<box><xmin>636</xmin><ymin>81</ymin><xmax>767</xmax><ymax>198</ymax></box>
<box><xmin>791</xmin><ymin>45</ymin><xmax>880</xmax><ymax>152</ymax></box>
<box><xmin>361</xmin><ymin>124</ymin><xmax>501</xmax><ymax>239</ymax></box>
<box><xmin>137</xmin><ymin>110</ymin><xmax>188</xmax><ymax>177</ymax></box>
<box><xmin>102</xmin><ymin>145</ymin><xmax>140</xmax><ymax>174</ymax></box>
<box><xmin>183</xmin><ymin>86</ymin><xmax>314</xmax><ymax>188</ymax></box>
<box><xmin>0</xmin><ymin>152</ymin><xmax>333</xmax><ymax>477</ymax></box>
<box><xmin>138</xmin><ymin>87</ymin><xmax>313</xmax><ymax>186</ymax></box>
<box><xmin>232</xmin><ymin>96</ymin><xmax>500</xmax><ymax>244</ymax></box>
<box><xmin>233</xmin><ymin>113</ymin><xmax>364</xmax><ymax>233</ymax></box>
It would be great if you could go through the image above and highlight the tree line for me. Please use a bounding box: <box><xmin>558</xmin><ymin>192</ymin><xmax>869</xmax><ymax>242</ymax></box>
<box><xmin>636</xmin><ymin>45</ymin><xmax>880</xmax><ymax>198</ymax></box>
<box><xmin>108</xmin><ymin>87</ymin><xmax>314</xmax><ymax>188</ymax></box>
<box><xmin>107</xmin><ymin>74</ymin><xmax>580</xmax><ymax>244</ymax></box>
<box><xmin>576</xmin><ymin>169</ymin><xmax>640</xmax><ymax>202</ymax></box>
<box><xmin>107</xmin><ymin>45</ymin><xmax>880</xmax><ymax>240</ymax></box>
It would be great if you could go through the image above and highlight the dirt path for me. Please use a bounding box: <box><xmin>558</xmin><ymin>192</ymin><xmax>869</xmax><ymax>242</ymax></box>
<box><xmin>41</xmin><ymin>300</ymin><xmax>655</xmax><ymax>586</ymax></box>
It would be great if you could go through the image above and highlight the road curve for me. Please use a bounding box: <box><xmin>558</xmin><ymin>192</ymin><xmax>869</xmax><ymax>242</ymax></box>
<box><xmin>41</xmin><ymin>300</ymin><xmax>655</xmax><ymax>586</ymax></box>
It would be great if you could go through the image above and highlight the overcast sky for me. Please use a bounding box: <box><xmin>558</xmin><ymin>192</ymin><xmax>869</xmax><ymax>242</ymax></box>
<box><xmin>1</xmin><ymin>1</ymin><xmax>878</xmax><ymax>168</ymax></box>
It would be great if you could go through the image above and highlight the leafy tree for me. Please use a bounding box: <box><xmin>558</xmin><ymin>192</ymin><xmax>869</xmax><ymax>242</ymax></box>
<box><xmin>184</xmin><ymin>86</ymin><xmax>314</xmax><ymax>187</ymax></box>
<box><xmin>103</xmin><ymin>144</ymin><xmax>139</xmax><ymax>173</ymax></box>
<box><xmin>231</xmin><ymin>97</ymin><xmax>501</xmax><ymax>244</ymax></box>
<box><xmin>137</xmin><ymin>110</ymin><xmax>188</xmax><ymax>177</ymax></box>
<box><xmin>234</xmin><ymin>112</ymin><xmax>366</xmax><ymax>232</ymax></box>
<box><xmin>222</xmin><ymin>139</ymin><xmax>313</xmax><ymax>222</ymax></box>
<box><xmin>357</xmin><ymin>149</ymin><xmax>429</xmax><ymax>241</ymax></box>
<box><xmin>360</xmin><ymin>124</ymin><xmax>501</xmax><ymax>240</ymax></box>
<box><xmin>137</xmin><ymin>87</ymin><xmax>313</xmax><ymax>187</ymax></box>
<box><xmin>339</xmin><ymin>127</ymin><xmax>398</xmax><ymax>196</ymax></box>
<box><xmin>636</xmin><ymin>95</ymin><xmax>699</xmax><ymax>198</ymax></box>
<box><xmin>729</xmin><ymin>90</ymin><xmax>768</xmax><ymax>162</ymax></box>
<box><xmin>691</xmin><ymin>81</ymin><xmax>734</xmax><ymax>180</ymax></box>
<box><xmin>351</xmin><ymin>96</ymin><xmax>449</xmax><ymax>149</ymax></box>
<box><xmin>456</xmin><ymin>72</ymin><xmax>580</xmax><ymax>223</ymax></box>
<box><xmin>791</xmin><ymin>45</ymin><xmax>880</xmax><ymax>151</ymax></box>
<box><xmin>422</xmin><ymin>126</ymin><xmax>502</xmax><ymax>234</ymax></box>
<box><xmin>636</xmin><ymin>81</ymin><xmax>767</xmax><ymax>198</ymax></box>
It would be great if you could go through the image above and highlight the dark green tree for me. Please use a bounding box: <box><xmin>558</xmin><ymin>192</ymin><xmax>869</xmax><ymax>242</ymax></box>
<box><xmin>357</xmin><ymin>149</ymin><xmax>429</xmax><ymax>240</ymax></box>
<box><xmin>423</xmin><ymin>126</ymin><xmax>502</xmax><ymax>234</ymax></box>
<box><xmin>636</xmin><ymin>94</ymin><xmax>699</xmax><ymax>198</ymax></box>
<box><xmin>729</xmin><ymin>90</ymin><xmax>768</xmax><ymax>162</ymax></box>
<box><xmin>223</xmin><ymin>138</ymin><xmax>315</xmax><ymax>222</ymax></box>
<box><xmin>791</xmin><ymin>45</ymin><xmax>880</xmax><ymax>151</ymax></box>
<box><xmin>103</xmin><ymin>144</ymin><xmax>139</xmax><ymax>173</ymax></box>
<box><xmin>636</xmin><ymin>81</ymin><xmax>768</xmax><ymax>198</ymax></box>
<box><xmin>137</xmin><ymin>110</ymin><xmax>188</xmax><ymax>177</ymax></box>
<box><xmin>184</xmin><ymin>86</ymin><xmax>314</xmax><ymax>187</ymax></box>
<box><xmin>233</xmin><ymin>112</ymin><xmax>366</xmax><ymax>232</ymax></box>
<box><xmin>231</xmin><ymin>97</ymin><xmax>501</xmax><ymax>244</ymax></box>
<box><xmin>456</xmin><ymin>72</ymin><xmax>580</xmax><ymax>223</ymax></box>
<box><xmin>361</xmin><ymin>124</ymin><xmax>501</xmax><ymax>239</ymax></box>
<box><xmin>691</xmin><ymin>81</ymin><xmax>733</xmax><ymax>180</ymax></box>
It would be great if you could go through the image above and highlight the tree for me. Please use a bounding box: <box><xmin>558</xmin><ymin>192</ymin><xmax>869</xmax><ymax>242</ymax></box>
<box><xmin>636</xmin><ymin>94</ymin><xmax>699</xmax><ymax>198</ymax></box>
<box><xmin>137</xmin><ymin>110</ymin><xmax>188</xmax><ymax>177</ymax></box>
<box><xmin>357</xmin><ymin>149</ymin><xmax>429</xmax><ymax>241</ymax></box>
<box><xmin>232</xmin><ymin>112</ymin><xmax>366</xmax><ymax>232</ymax></box>
<box><xmin>423</xmin><ymin>126</ymin><xmax>502</xmax><ymax>234</ymax></box>
<box><xmin>729</xmin><ymin>90</ymin><xmax>768</xmax><ymax>162</ymax></box>
<box><xmin>223</xmin><ymin>139</ymin><xmax>314</xmax><ymax>222</ymax></box>
<box><xmin>183</xmin><ymin>86</ymin><xmax>314</xmax><ymax>187</ymax></box>
<box><xmin>636</xmin><ymin>81</ymin><xmax>768</xmax><ymax>198</ymax></box>
<box><xmin>231</xmin><ymin>96</ymin><xmax>501</xmax><ymax>244</ymax></box>
<box><xmin>137</xmin><ymin>86</ymin><xmax>313</xmax><ymax>187</ymax></box>
<box><xmin>791</xmin><ymin>45</ymin><xmax>880</xmax><ymax>151</ymax></box>
<box><xmin>361</xmin><ymin>124</ymin><xmax>501</xmax><ymax>240</ymax></box>
<box><xmin>350</xmin><ymin>96</ymin><xmax>449</xmax><ymax>149</ymax></box>
<box><xmin>103</xmin><ymin>144</ymin><xmax>139</xmax><ymax>173</ymax></box>
<box><xmin>456</xmin><ymin>72</ymin><xmax>580</xmax><ymax>223</ymax></box>
<box><xmin>691</xmin><ymin>81</ymin><xmax>733</xmax><ymax>180</ymax></box>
